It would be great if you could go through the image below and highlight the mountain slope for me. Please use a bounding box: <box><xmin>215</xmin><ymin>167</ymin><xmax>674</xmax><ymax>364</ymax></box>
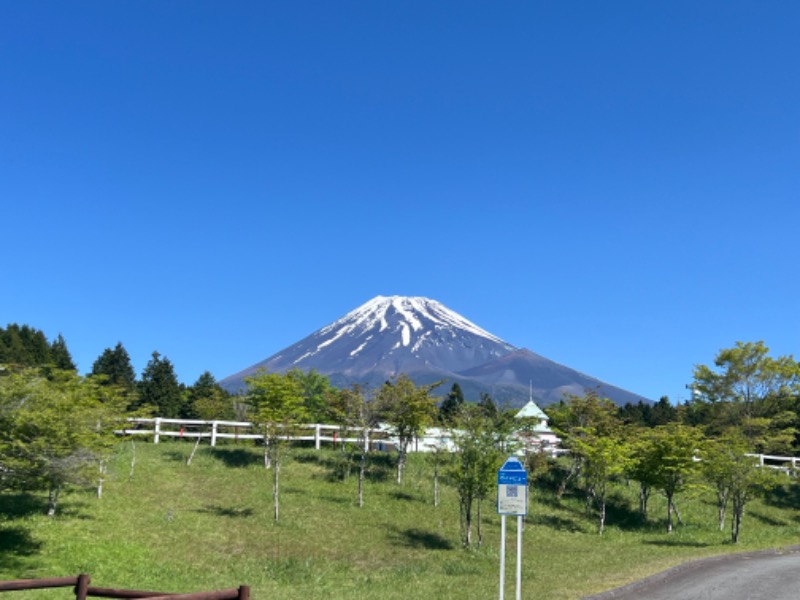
<box><xmin>220</xmin><ymin>295</ymin><xmax>651</xmax><ymax>407</ymax></box>
<box><xmin>455</xmin><ymin>348</ymin><xmax>649</xmax><ymax>407</ymax></box>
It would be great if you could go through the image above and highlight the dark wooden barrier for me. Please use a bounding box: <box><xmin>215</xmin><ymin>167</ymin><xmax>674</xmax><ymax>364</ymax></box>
<box><xmin>0</xmin><ymin>577</ymin><xmax>80</xmax><ymax>592</ymax></box>
<box><xmin>0</xmin><ymin>575</ymin><xmax>249</xmax><ymax>600</ymax></box>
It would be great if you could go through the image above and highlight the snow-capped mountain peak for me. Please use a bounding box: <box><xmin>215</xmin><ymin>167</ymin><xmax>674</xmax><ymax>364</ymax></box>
<box><xmin>222</xmin><ymin>295</ymin><xmax>516</xmax><ymax>389</ymax></box>
<box><xmin>220</xmin><ymin>295</ymin><xmax>651</xmax><ymax>407</ymax></box>
<box><xmin>319</xmin><ymin>295</ymin><xmax>508</xmax><ymax>353</ymax></box>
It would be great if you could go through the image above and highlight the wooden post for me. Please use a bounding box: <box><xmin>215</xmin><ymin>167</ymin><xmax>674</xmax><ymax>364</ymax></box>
<box><xmin>237</xmin><ymin>585</ymin><xmax>250</xmax><ymax>600</ymax></box>
<box><xmin>154</xmin><ymin>418</ymin><xmax>162</xmax><ymax>444</ymax></box>
<box><xmin>0</xmin><ymin>576</ymin><xmax>79</xmax><ymax>591</ymax></box>
<box><xmin>75</xmin><ymin>574</ymin><xmax>90</xmax><ymax>600</ymax></box>
<box><xmin>211</xmin><ymin>421</ymin><xmax>218</xmax><ymax>447</ymax></box>
<box><xmin>315</xmin><ymin>424</ymin><xmax>321</xmax><ymax>450</ymax></box>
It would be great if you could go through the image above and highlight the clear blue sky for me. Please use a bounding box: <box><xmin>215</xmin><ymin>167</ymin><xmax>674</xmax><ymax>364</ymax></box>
<box><xmin>2</xmin><ymin>1</ymin><xmax>798</xmax><ymax>404</ymax></box>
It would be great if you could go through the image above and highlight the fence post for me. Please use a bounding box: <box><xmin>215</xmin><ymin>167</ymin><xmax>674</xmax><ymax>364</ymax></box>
<box><xmin>75</xmin><ymin>574</ymin><xmax>90</xmax><ymax>600</ymax></box>
<box><xmin>154</xmin><ymin>418</ymin><xmax>162</xmax><ymax>444</ymax></box>
<box><xmin>315</xmin><ymin>424</ymin><xmax>321</xmax><ymax>450</ymax></box>
<box><xmin>237</xmin><ymin>585</ymin><xmax>250</xmax><ymax>600</ymax></box>
<box><xmin>364</xmin><ymin>429</ymin><xmax>370</xmax><ymax>452</ymax></box>
<box><xmin>211</xmin><ymin>421</ymin><xmax>218</xmax><ymax>447</ymax></box>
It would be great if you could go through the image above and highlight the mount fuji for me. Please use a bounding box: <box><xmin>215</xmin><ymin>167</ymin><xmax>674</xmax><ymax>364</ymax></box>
<box><xmin>220</xmin><ymin>295</ymin><xmax>651</xmax><ymax>407</ymax></box>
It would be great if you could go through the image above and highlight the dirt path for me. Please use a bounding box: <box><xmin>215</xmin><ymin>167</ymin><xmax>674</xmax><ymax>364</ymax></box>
<box><xmin>585</xmin><ymin>546</ymin><xmax>800</xmax><ymax>600</ymax></box>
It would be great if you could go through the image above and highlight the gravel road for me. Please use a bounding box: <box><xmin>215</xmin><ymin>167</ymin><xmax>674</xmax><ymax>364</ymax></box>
<box><xmin>585</xmin><ymin>546</ymin><xmax>800</xmax><ymax>600</ymax></box>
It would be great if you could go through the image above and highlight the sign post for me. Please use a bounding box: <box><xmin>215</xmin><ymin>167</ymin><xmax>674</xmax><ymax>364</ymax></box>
<box><xmin>497</xmin><ymin>456</ymin><xmax>528</xmax><ymax>600</ymax></box>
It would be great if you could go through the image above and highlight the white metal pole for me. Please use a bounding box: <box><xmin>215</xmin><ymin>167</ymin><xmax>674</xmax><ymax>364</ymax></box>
<box><xmin>499</xmin><ymin>514</ymin><xmax>507</xmax><ymax>600</ymax></box>
<box><xmin>516</xmin><ymin>515</ymin><xmax>523</xmax><ymax>600</ymax></box>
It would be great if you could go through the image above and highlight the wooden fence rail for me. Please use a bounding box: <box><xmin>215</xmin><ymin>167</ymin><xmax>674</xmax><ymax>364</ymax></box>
<box><xmin>0</xmin><ymin>575</ymin><xmax>249</xmax><ymax>600</ymax></box>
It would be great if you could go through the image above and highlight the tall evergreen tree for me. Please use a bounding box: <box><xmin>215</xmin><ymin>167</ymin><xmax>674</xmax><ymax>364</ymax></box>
<box><xmin>50</xmin><ymin>333</ymin><xmax>76</xmax><ymax>371</ymax></box>
<box><xmin>439</xmin><ymin>382</ymin><xmax>465</xmax><ymax>425</ymax></box>
<box><xmin>137</xmin><ymin>352</ymin><xmax>183</xmax><ymax>418</ymax></box>
<box><xmin>649</xmin><ymin>396</ymin><xmax>678</xmax><ymax>426</ymax></box>
<box><xmin>477</xmin><ymin>392</ymin><xmax>498</xmax><ymax>421</ymax></box>
<box><xmin>18</xmin><ymin>325</ymin><xmax>50</xmax><ymax>365</ymax></box>
<box><xmin>0</xmin><ymin>324</ymin><xmax>51</xmax><ymax>367</ymax></box>
<box><xmin>91</xmin><ymin>343</ymin><xmax>137</xmax><ymax>389</ymax></box>
<box><xmin>186</xmin><ymin>371</ymin><xmax>233</xmax><ymax>420</ymax></box>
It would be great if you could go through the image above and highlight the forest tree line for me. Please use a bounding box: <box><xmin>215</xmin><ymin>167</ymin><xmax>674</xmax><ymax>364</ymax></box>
<box><xmin>1</xmin><ymin>324</ymin><xmax>799</xmax><ymax>544</ymax></box>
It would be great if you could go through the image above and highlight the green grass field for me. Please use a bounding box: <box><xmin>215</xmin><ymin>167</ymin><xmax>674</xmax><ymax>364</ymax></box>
<box><xmin>1</xmin><ymin>442</ymin><xmax>798</xmax><ymax>599</ymax></box>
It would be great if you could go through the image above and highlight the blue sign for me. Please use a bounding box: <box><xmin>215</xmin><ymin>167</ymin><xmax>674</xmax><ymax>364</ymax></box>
<box><xmin>497</xmin><ymin>456</ymin><xmax>528</xmax><ymax>486</ymax></box>
<box><xmin>497</xmin><ymin>456</ymin><xmax>528</xmax><ymax>516</ymax></box>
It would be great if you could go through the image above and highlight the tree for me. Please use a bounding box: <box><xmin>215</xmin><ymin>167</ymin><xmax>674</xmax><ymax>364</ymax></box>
<box><xmin>136</xmin><ymin>352</ymin><xmax>184</xmax><ymax>418</ymax></box>
<box><xmin>187</xmin><ymin>371</ymin><xmax>233</xmax><ymax>421</ymax></box>
<box><xmin>477</xmin><ymin>392</ymin><xmax>498</xmax><ymax>422</ymax></box>
<box><xmin>0</xmin><ymin>325</ymin><xmax>74</xmax><ymax>371</ymax></box>
<box><xmin>637</xmin><ymin>424</ymin><xmax>703</xmax><ymax>533</ymax></box>
<box><xmin>0</xmin><ymin>368</ymin><xmax>126</xmax><ymax>515</ymax></box>
<box><xmin>618</xmin><ymin>400</ymin><xmax>651</xmax><ymax>427</ymax></box>
<box><xmin>286</xmin><ymin>368</ymin><xmax>334</xmax><ymax>423</ymax></box>
<box><xmin>692</xmin><ymin>341</ymin><xmax>800</xmax><ymax>437</ymax></box>
<box><xmin>0</xmin><ymin>324</ymin><xmax>50</xmax><ymax>367</ymax></box>
<box><xmin>649</xmin><ymin>396</ymin><xmax>678</xmax><ymax>426</ymax></box>
<box><xmin>450</xmin><ymin>405</ymin><xmax>503</xmax><ymax>548</ymax></box>
<box><xmin>91</xmin><ymin>343</ymin><xmax>137</xmax><ymax>389</ymax></box>
<box><xmin>427</xmin><ymin>429</ymin><xmax>452</xmax><ymax>508</ymax></box>
<box><xmin>330</xmin><ymin>384</ymin><xmax>379</xmax><ymax>507</ymax></box>
<box><xmin>571</xmin><ymin>427</ymin><xmax>630</xmax><ymax>534</ymax></box>
<box><xmin>701</xmin><ymin>432</ymin><xmax>779</xmax><ymax>543</ymax></box>
<box><xmin>439</xmin><ymin>382</ymin><xmax>464</xmax><ymax>425</ymax></box>
<box><xmin>375</xmin><ymin>374</ymin><xmax>439</xmax><ymax>484</ymax></box>
<box><xmin>90</xmin><ymin>343</ymin><xmax>138</xmax><ymax>411</ymax></box>
<box><xmin>547</xmin><ymin>391</ymin><xmax>620</xmax><ymax>500</ymax></box>
<box><xmin>626</xmin><ymin>428</ymin><xmax>659</xmax><ymax>518</ymax></box>
<box><xmin>245</xmin><ymin>370</ymin><xmax>308</xmax><ymax>522</ymax></box>
<box><xmin>49</xmin><ymin>334</ymin><xmax>76</xmax><ymax>371</ymax></box>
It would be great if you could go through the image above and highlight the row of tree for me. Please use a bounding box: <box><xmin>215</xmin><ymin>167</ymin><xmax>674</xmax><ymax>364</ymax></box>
<box><xmin>2</xmin><ymin>328</ymin><xmax>798</xmax><ymax>547</ymax></box>
<box><xmin>241</xmin><ymin>368</ymin><xmax>507</xmax><ymax>548</ymax></box>
<box><xmin>0</xmin><ymin>324</ymin><xmax>236</xmax><ymax>421</ymax></box>
<box><xmin>0</xmin><ymin>324</ymin><xmax>75</xmax><ymax>371</ymax></box>
<box><xmin>549</xmin><ymin>340</ymin><xmax>800</xmax><ymax>542</ymax></box>
<box><xmin>549</xmin><ymin>392</ymin><xmax>782</xmax><ymax>543</ymax></box>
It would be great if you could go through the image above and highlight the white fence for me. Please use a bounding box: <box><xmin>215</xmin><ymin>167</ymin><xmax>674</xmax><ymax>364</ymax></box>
<box><xmin>117</xmin><ymin>419</ymin><xmax>565</xmax><ymax>456</ymax></box>
<box><xmin>745</xmin><ymin>453</ymin><xmax>800</xmax><ymax>473</ymax></box>
<box><xmin>117</xmin><ymin>418</ymin><xmax>375</xmax><ymax>450</ymax></box>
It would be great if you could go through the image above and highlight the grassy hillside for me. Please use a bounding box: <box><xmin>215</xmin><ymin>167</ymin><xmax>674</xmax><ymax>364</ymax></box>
<box><xmin>1</xmin><ymin>442</ymin><xmax>798</xmax><ymax>599</ymax></box>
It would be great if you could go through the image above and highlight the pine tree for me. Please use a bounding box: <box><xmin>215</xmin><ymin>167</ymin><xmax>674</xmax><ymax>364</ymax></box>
<box><xmin>91</xmin><ymin>343</ymin><xmax>137</xmax><ymax>389</ymax></box>
<box><xmin>187</xmin><ymin>371</ymin><xmax>233</xmax><ymax>420</ymax></box>
<box><xmin>50</xmin><ymin>334</ymin><xmax>76</xmax><ymax>371</ymax></box>
<box><xmin>439</xmin><ymin>382</ymin><xmax>465</xmax><ymax>425</ymax></box>
<box><xmin>137</xmin><ymin>352</ymin><xmax>184</xmax><ymax>418</ymax></box>
<box><xmin>0</xmin><ymin>324</ymin><xmax>51</xmax><ymax>367</ymax></box>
